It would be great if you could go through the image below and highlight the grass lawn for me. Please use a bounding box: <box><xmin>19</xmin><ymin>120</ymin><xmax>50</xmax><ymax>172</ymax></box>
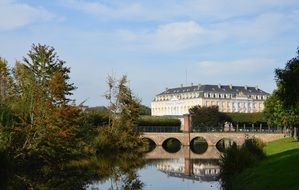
<box><xmin>231</xmin><ymin>137</ymin><xmax>299</xmax><ymax>190</ymax></box>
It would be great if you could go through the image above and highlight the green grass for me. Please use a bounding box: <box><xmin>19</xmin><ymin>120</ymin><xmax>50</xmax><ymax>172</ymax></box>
<box><xmin>231</xmin><ymin>137</ymin><xmax>299</xmax><ymax>190</ymax></box>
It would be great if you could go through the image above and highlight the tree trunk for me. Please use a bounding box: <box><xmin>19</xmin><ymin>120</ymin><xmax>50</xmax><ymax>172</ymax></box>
<box><xmin>294</xmin><ymin>127</ymin><xmax>298</xmax><ymax>141</ymax></box>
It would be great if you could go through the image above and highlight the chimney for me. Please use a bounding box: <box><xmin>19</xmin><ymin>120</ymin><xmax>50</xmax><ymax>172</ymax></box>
<box><xmin>166</xmin><ymin>87</ymin><xmax>168</xmax><ymax>91</ymax></box>
<box><xmin>229</xmin><ymin>84</ymin><xmax>233</xmax><ymax>89</ymax></box>
<box><xmin>191</xmin><ymin>82</ymin><xmax>193</xmax><ymax>86</ymax></box>
<box><xmin>198</xmin><ymin>83</ymin><xmax>201</xmax><ymax>90</ymax></box>
<box><xmin>245</xmin><ymin>85</ymin><xmax>248</xmax><ymax>90</ymax></box>
<box><xmin>218</xmin><ymin>83</ymin><xmax>221</xmax><ymax>88</ymax></box>
<box><xmin>255</xmin><ymin>85</ymin><xmax>258</xmax><ymax>90</ymax></box>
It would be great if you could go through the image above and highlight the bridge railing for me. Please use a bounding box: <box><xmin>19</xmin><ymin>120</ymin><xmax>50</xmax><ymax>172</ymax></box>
<box><xmin>192</xmin><ymin>126</ymin><xmax>284</xmax><ymax>133</ymax></box>
<box><xmin>135</xmin><ymin>125</ymin><xmax>284</xmax><ymax>133</ymax></box>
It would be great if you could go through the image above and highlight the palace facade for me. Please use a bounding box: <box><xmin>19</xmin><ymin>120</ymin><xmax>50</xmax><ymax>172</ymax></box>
<box><xmin>151</xmin><ymin>84</ymin><xmax>270</xmax><ymax>116</ymax></box>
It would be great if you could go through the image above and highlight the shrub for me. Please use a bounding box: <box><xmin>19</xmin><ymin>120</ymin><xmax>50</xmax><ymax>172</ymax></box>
<box><xmin>219</xmin><ymin>138</ymin><xmax>266</xmax><ymax>189</ymax></box>
<box><xmin>138</xmin><ymin>116</ymin><xmax>181</xmax><ymax>126</ymax></box>
<box><xmin>219</xmin><ymin>145</ymin><xmax>257</xmax><ymax>189</ymax></box>
<box><xmin>226</xmin><ymin>112</ymin><xmax>266</xmax><ymax>123</ymax></box>
<box><xmin>243</xmin><ymin>138</ymin><xmax>266</xmax><ymax>160</ymax></box>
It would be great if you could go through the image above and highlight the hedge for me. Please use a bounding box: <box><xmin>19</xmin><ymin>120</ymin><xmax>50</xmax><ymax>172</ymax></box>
<box><xmin>138</xmin><ymin>116</ymin><xmax>181</xmax><ymax>126</ymax></box>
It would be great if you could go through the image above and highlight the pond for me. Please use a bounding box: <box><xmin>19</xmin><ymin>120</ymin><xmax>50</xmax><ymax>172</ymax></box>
<box><xmin>86</xmin><ymin>144</ymin><xmax>222</xmax><ymax>190</ymax></box>
<box><xmin>1</xmin><ymin>139</ymin><xmax>236</xmax><ymax>190</ymax></box>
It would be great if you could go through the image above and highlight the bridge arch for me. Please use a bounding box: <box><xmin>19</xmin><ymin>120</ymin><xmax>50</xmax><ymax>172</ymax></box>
<box><xmin>216</xmin><ymin>138</ymin><xmax>237</xmax><ymax>152</ymax></box>
<box><xmin>162</xmin><ymin>137</ymin><xmax>182</xmax><ymax>153</ymax></box>
<box><xmin>142</xmin><ymin>137</ymin><xmax>156</xmax><ymax>145</ymax></box>
<box><xmin>190</xmin><ymin>136</ymin><xmax>208</xmax><ymax>154</ymax></box>
<box><xmin>142</xmin><ymin>137</ymin><xmax>157</xmax><ymax>152</ymax></box>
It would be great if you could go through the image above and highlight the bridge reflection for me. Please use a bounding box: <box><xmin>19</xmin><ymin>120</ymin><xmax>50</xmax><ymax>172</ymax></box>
<box><xmin>145</xmin><ymin>145</ymin><xmax>221</xmax><ymax>182</ymax></box>
<box><xmin>145</xmin><ymin>145</ymin><xmax>221</xmax><ymax>159</ymax></box>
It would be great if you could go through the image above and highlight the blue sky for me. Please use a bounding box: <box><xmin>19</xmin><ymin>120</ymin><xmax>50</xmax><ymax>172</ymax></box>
<box><xmin>0</xmin><ymin>0</ymin><xmax>299</xmax><ymax>106</ymax></box>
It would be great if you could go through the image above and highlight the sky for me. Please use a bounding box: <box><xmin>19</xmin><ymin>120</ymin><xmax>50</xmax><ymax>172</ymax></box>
<box><xmin>0</xmin><ymin>0</ymin><xmax>299</xmax><ymax>107</ymax></box>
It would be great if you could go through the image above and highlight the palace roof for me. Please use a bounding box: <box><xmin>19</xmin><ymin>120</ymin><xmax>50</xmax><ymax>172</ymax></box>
<box><xmin>158</xmin><ymin>84</ymin><xmax>269</xmax><ymax>96</ymax></box>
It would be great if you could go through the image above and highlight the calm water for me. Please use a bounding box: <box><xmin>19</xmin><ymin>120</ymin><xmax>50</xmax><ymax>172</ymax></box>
<box><xmin>86</xmin><ymin>146</ymin><xmax>221</xmax><ymax>190</ymax></box>
<box><xmin>2</xmin><ymin>142</ymin><xmax>226</xmax><ymax>189</ymax></box>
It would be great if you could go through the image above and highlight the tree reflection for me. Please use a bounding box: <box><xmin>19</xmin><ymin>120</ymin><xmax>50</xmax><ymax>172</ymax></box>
<box><xmin>1</xmin><ymin>151</ymin><xmax>146</xmax><ymax>190</ymax></box>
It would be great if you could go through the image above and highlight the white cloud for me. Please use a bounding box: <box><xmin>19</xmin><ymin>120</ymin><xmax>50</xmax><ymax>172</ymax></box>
<box><xmin>153</xmin><ymin>21</ymin><xmax>204</xmax><ymax>51</ymax></box>
<box><xmin>0</xmin><ymin>0</ymin><xmax>55</xmax><ymax>30</ymax></box>
<box><xmin>117</xmin><ymin>21</ymin><xmax>224</xmax><ymax>51</ymax></box>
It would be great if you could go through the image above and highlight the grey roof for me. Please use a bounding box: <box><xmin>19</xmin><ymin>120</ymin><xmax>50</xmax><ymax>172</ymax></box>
<box><xmin>158</xmin><ymin>84</ymin><xmax>269</xmax><ymax>96</ymax></box>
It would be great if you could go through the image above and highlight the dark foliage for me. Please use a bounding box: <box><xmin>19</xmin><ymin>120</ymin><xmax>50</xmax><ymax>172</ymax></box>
<box><xmin>220</xmin><ymin>138</ymin><xmax>266</xmax><ymax>189</ymax></box>
<box><xmin>138</xmin><ymin>116</ymin><xmax>181</xmax><ymax>126</ymax></box>
<box><xmin>226</xmin><ymin>112</ymin><xmax>266</xmax><ymax>124</ymax></box>
<box><xmin>139</xmin><ymin>104</ymin><xmax>151</xmax><ymax>115</ymax></box>
<box><xmin>275</xmin><ymin>47</ymin><xmax>299</xmax><ymax>108</ymax></box>
<box><xmin>189</xmin><ymin>105</ymin><xmax>232</xmax><ymax>130</ymax></box>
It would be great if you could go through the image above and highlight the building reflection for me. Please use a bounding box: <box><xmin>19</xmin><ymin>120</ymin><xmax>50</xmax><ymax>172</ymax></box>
<box><xmin>156</xmin><ymin>158</ymin><xmax>220</xmax><ymax>182</ymax></box>
<box><xmin>146</xmin><ymin>144</ymin><xmax>221</xmax><ymax>182</ymax></box>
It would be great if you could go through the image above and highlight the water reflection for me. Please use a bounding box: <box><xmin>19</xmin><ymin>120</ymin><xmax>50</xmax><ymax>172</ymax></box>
<box><xmin>89</xmin><ymin>146</ymin><xmax>221</xmax><ymax>189</ymax></box>
<box><xmin>156</xmin><ymin>158</ymin><xmax>220</xmax><ymax>182</ymax></box>
<box><xmin>0</xmin><ymin>151</ymin><xmax>146</xmax><ymax>190</ymax></box>
<box><xmin>1</xmin><ymin>145</ymin><xmax>221</xmax><ymax>190</ymax></box>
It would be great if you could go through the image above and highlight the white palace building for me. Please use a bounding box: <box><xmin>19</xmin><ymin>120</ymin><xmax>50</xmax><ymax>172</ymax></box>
<box><xmin>151</xmin><ymin>84</ymin><xmax>270</xmax><ymax>116</ymax></box>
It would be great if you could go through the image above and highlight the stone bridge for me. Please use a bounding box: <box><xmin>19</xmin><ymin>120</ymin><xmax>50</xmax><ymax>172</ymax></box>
<box><xmin>141</xmin><ymin>132</ymin><xmax>286</xmax><ymax>146</ymax></box>
<box><xmin>141</xmin><ymin>114</ymin><xmax>286</xmax><ymax>146</ymax></box>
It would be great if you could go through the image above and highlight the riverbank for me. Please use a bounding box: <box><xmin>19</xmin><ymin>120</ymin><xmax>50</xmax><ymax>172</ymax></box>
<box><xmin>231</xmin><ymin>137</ymin><xmax>299</xmax><ymax>190</ymax></box>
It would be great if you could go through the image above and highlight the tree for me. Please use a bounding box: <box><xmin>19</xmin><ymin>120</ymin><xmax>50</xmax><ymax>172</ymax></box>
<box><xmin>189</xmin><ymin>105</ymin><xmax>231</xmax><ymax>131</ymax></box>
<box><xmin>275</xmin><ymin>47</ymin><xmax>299</xmax><ymax>108</ymax></box>
<box><xmin>0</xmin><ymin>58</ymin><xmax>14</xmax><ymax>101</ymax></box>
<box><xmin>95</xmin><ymin>75</ymin><xmax>143</xmax><ymax>151</ymax></box>
<box><xmin>264</xmin><ymin>92</ymin><xmax>298</xmax><ymax>129</ymax></box>
<box><xmin>139</xmin><ymin>105</ymin><xmax>151</xmax><ymax>115</ymax></box>
<box><xmin>0</xmin><ymin>44</ymin><xmax>82</xmax><ymax>162</ymax></box>
<box><xmin>264</xmin><ymin>47</ymin><xmax>299</xmax><ymax>139</ymax></box>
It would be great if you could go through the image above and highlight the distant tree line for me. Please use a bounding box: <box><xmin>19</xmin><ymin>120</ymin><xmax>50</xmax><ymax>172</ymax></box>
<box><xmin>189</xmin><ymin>105</ymin><xmax>267</xmax><ymax>132</ymax></box>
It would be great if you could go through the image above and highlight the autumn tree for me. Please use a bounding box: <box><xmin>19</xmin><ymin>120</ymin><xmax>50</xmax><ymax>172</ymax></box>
<box><xmin>95</xmin><ymin>75</ymin><xmax>143</xmax><ymax>151</ymax></box>
<box><xmin>0</xmin><ymin>44</ymin><xmax>82</xmax><ymax>162</ymax></box>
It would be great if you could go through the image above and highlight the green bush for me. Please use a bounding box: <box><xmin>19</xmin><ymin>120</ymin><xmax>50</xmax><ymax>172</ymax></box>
<box><xmin>243</xmin><ymin>138</ymin><xmax>266</xmax><ymax>160</ymax></box>
<box><xmin>226</xmin><ymin>112</ymin><xmax>266</xmax><ymax>123</ymax></box>
<box><xmin>219</xmin><ymin>145</ymin><xmax>257</xmax><ymax>189</ymax></box>
<box><xmin>138</xmin><ymin>116</ymin><xmax>181</xmax><ymax>126</ymax></box>
<box><xmin>219</xmin><ymin>138</ymin><xmax>266</xmax><ymax>189</ymax></box>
